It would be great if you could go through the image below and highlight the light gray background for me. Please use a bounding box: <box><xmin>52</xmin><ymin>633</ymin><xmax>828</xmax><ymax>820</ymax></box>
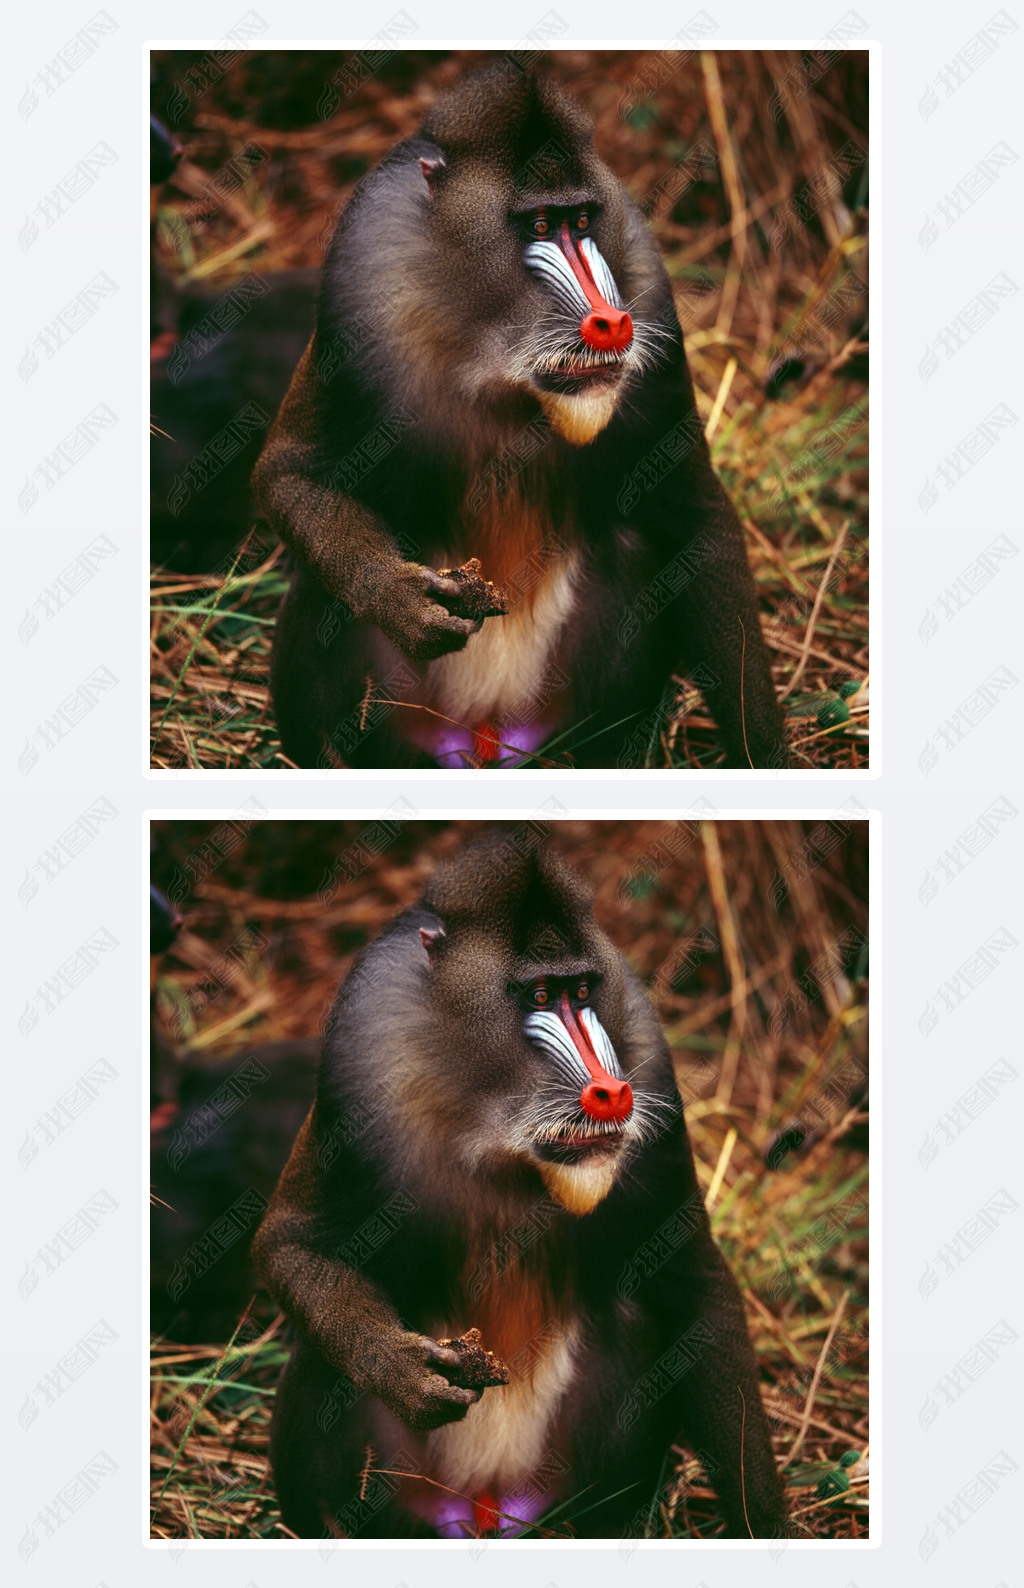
<box><xmin>7</xmin><ymin>3</ymin><xmax>1022</xmax><ymax>1585</ymax></box>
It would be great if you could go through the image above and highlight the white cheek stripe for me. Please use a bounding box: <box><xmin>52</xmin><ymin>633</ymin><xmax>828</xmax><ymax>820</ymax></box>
<box><xmin>523</xmin><ymin>239</ymin><xmax>589</xmax><ymax>318</ymax></box>
<box><xmin>523</xmin><ymin>1006</ymin><xmax>625</xmax><ymax>1084</ymax></box>
<box><xmin>580</xmin><ymin>1005</ymin><xmax>624</xmax><ymax>1075</ymax></box>
<box><xmin>580</xmin><ymin>236</ymin><xmax>625</xmax><ymax>308</ymax></box>
<box><xmin>523</xmin><ymin>236</ymin><xmax>625</xmax><ymax>318</ymax></box>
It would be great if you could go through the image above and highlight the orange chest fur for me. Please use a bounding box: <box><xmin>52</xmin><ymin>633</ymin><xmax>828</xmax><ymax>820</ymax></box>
<box><xmin>447</xmin><ymin>1231</ymin><xmax>574</xmax><ymax>1376</ymax></box>
<box><xmin>441</xmin><ymin>469</ymin><xmax>573</xmax><ymax>606</ymax></box>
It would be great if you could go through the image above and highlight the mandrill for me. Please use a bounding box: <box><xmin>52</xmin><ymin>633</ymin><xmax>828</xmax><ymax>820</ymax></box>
<box><xmin>252</xmin><ymin>64</ymin><xmax>786</xmax><ymax>769</ymax></box>
<box><xmin>252</xmin><ymin>837</ymin><xmax>788</xmax><ymax>1538</ymax></box>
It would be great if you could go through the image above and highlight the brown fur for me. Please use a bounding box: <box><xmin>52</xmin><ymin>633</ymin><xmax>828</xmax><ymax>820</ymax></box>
<box><xmin>253</xmin><ymin>839</ymin><xmax>789</xmax><ymax>1538</ymax></box>
<box><xmin>454</xmin><ymin>1234</ymin><xmax>563</xmax><ymax>1373</ymax></box>
<box><xmin>254</xmin><ymin>68</ymin><xmax>787</xmax><ymax>767</ymax></box>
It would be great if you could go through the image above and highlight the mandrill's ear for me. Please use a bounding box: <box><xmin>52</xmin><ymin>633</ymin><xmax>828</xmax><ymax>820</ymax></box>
<box><xmin>419</xmin><ymin>153</ymin><xmax>446</xmax><ymax>197</ymax></box>
<box><xmin>419</xmin><ymin>924</ymin><xmax>447</xmax><ymax>963</ymax></box>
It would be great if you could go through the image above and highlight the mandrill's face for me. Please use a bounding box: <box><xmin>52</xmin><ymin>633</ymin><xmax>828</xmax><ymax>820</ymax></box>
<box><xmin>417</xmin><ymin>126</ymin><xmax>666</xmax><ymax>446</ymax></box>
<box><xmin>413</xmin><ymin>852</ymin><xmax>674</xmax><ymax>1219</ymax></box>
<box><xmin>516</xmin><ymin>204</ymin><xmax>634</xmax><ymax>446</ymax></box>
<box><xmin>516</xmin><ymin>972</ymin><xmax>635</xmax><ymax>1213</ymax></box>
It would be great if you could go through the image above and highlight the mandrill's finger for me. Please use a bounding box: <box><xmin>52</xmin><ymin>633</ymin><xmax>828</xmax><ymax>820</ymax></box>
<box><xmin>423</xmin><ymin>1339</ymin><xmax>463</xmax><ymax>1371</ymax></box>
<box><xmin>420</xmin><ymin>569</ymin><xmax>464</xmax><ymax>600</ymax></box>
<box><xmin>429</xmin><ymin>1377</ymin><xmax>479</xmax><ymax>1405</ymax></box>
<box><xmin>423</xmin><ymin>609</ymin><xmax>477</xmax><ymax>640</ymax></box>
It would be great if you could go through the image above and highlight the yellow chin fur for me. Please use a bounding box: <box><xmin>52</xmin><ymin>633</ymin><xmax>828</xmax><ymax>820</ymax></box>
<box><xmin>538</xmin><ymin>1155</ymin><xmax>621</xmax><ymax>1216</ymax></box>
<box><xmin>538</xmin><ymin>386</ymin><xmax>621</xmax><ymax>447</ymax></box>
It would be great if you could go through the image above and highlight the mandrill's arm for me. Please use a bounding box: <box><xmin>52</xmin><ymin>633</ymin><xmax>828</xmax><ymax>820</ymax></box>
<box><xmin>670</xmin><ymin>472</ymin><xmax>789</xmax><ymax>771</ymax></box>
<box><xmin>617</xmin><ymin>314</ymin><xmax>788</xmax><ymax>770</ymax></box>
<box><xmin>646</xmin><ymin>1109</ymin><xmax>789</xmax><ymax>1538</ymax></box>
<box><xmin>251</xmin><ymin>1107</ymin><xmax>479</xmax><ymax>1431</ymax></box>
<box><xmin>251</xmin><ymin>340</ymin><xmax>478</xmax><ymax>665</ymax></box>
<box><xmin>670</xmin><ymin>1241</ymin><xmax>790</xmax><ymax>1538</ymax></box>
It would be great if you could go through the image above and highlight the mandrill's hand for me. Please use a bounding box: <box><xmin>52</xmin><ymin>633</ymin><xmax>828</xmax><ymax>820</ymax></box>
<box><xmin>371</xmin><ymin>1330</ymin><xmax>482</xmax><ymax>1432</ymax></box>
<box><xmin>361</xmin><ymin>562</ymin><xmax>482</xmax><ymax>665</ymax></box>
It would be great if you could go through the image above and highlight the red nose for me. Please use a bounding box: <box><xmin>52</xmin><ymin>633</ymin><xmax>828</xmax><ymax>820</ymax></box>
<box><xmin>580</xmin><ymin>1077</ymin><xmax>634</xmax><ymax>1122</ymax></box>
<box><xmin>555</xmin><ymin>221</ymin><xmax>634</xmax><ymax>356</ymax></box>
<box><xmin>580</xmin><ymin>308</ymin><xmax>634</xmax><ymax>354</ymax></box>
<box><xmin>556</xmin><ymin>991</ymin><xmax>634</xmax><ymax>1124</ymax></box>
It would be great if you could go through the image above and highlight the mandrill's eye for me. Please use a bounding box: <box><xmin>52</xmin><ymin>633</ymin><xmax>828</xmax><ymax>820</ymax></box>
<box><xmin>576</xmin><ymin>212</ymin><xmax>590</xmax><ymax>231</ymax></box>
<box><xmin>531</xmin><ymin>985</ymin><xmax>550</xmax><ymax>1006</ymax></box>
<box><xmin>531</xmin><ymin>213</ymin><xmax>551</xmax><ymax>238</ymax></box>
<box><xmin>575</xmin><ymin>981</ymin><xmax>590</xmax><ymax>1002</ymax></box>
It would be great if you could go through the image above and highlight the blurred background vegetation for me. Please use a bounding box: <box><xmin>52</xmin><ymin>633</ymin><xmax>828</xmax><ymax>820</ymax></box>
<box><xmin>150</xmin><ymin>817</ymin><xmax>868</xmax><ymax>1539</ymax></box>
<box><xmin>150</xmin><ymin>48</ymin><xmax>868</xmax><ymax>770</ymax></box>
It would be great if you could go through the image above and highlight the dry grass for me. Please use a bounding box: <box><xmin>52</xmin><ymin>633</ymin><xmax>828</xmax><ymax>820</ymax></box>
<box><xmin>151</xmin><ymin>1312</ymin><xmax>288</xmax><ymax>1540</ymax></box>
<box><xmin>151</xmin><ymin>818</ymin><xmax>868</xmax><ymax>1540</ymax></box>
<box><xmin>150</xmin><ymin>537</ymin><xmax>290</xmax><ymax>770</ymax></box>
<box><xmin>149</xmin><ymin>48</ymin><xmax>868</xmax><ymax>769</ymax></box>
